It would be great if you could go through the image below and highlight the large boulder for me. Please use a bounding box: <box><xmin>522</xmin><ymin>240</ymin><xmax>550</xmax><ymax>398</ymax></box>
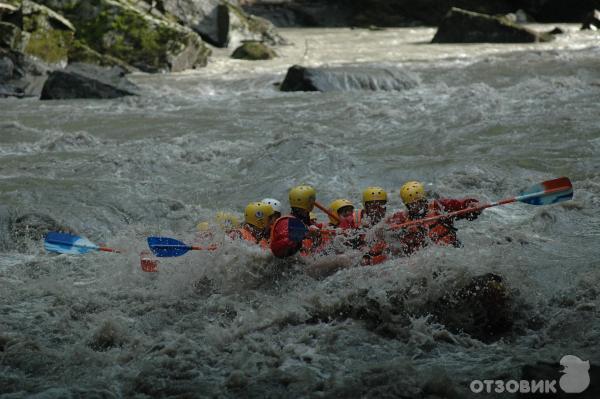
<box><xmin>35</xmin><ymin>0</ymin><xmax>211</xmax><ymax>72</ymax></box>
<box><xmin>154</xmin><ymin>0</ymin><xmax>285</xmax><ymax>48</ymax></box>
<box><xmin>213</xmin><ymin>2</ymin><xmax>285</xmax><ymax>48</ymax></box>
<box><xmin>40</xmin><ymin>62</ymin><xmax>138</xmax><ymax>99</ymax></box>
<box><xmin>581</xmin><ymin>9</ymin><xmax>600</xmax><ymax>30</ymax></box>
<box><xmin>0</xmin><ymin>47</ymin><xmax>49</xmax><ymax>97</ymax></box>
<box><xmin>231</xmin><ymin>40</ymin><xmax>276</xmax><ymax>60</ymax></box>
<box><xmin>280</xmin><ymin>64</ymin><xmax>419</xmax><ymax>92</ymax></box>
<box><xmin>432</xmin><ymin>7</ymin><xmax>554</xmax><ymax>43</ymax></box>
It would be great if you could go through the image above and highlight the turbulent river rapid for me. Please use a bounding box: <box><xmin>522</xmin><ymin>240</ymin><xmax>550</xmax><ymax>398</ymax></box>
<box><xmin>1</xmin><ymin>26</ymin><xmax>600</xmax><ymax>398</ymax></box>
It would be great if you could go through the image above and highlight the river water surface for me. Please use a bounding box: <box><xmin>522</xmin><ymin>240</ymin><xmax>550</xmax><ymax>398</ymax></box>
<box><xmin>1</xmin><ymin>26</ymin><xmax>600</xmax><ymax>397</ymax></box>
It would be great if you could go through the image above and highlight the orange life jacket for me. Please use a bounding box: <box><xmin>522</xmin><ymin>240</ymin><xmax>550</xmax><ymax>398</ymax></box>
<box><xmin>233</xmin><ymin>226</ymin><xmax>269</xmax><ymax>249</ymax></box>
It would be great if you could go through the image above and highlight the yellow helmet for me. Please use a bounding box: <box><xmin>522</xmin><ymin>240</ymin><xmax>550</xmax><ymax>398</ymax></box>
<box><xmin>244</xmin><ymin>202</ymin><xmax>274</xmax><ymax>229</ymax></box>
<box><xmin>215</xmin><ymin>212</ymin><xmax>240</xmax><ymax>230</ymax></box>
<box><xmin>328</xmin><ymin>199</ymin><xmax>353</xmax><ymax>225</ymax></box>
<box><xmin>362</xmin><ymin>186</ymin><xmax>388</xmax><ymax>205</ymax></box>
<box><xmin>289</xmin><ymin>185</ymin><xmax>316</xmax><ymax>211</ymax></box>
<box><xmin>400</xmin><ymin>181</ymin><xmax>426</xmax><ymax>205</ymax></box>
<box><xmin>196</xmin><ymin>221</ymin><xmax>210</xmax><ymax>231</ymax></box>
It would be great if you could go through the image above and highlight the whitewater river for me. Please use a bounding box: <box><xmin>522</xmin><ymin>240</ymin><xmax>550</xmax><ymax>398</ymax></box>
<box><xmin>1</xmin><ymin>26</ymin><xmax>600</xmax><ymax>397</ymax></box>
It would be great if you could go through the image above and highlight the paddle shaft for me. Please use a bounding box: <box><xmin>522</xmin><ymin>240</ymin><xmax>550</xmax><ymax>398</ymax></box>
<box><xmin>388</xmin><ymin>183</ymin><xmax>570</xmax><ymax>230</ymax></box>
<box><xmin>315</xmin><ymin>201</ymin><xmax>340</xmax><ymax>223</ymax></box>
<box><xmin>98</xmin><ymin>247</ymin><xmax>121</xmax><ymax>253</ymax></box>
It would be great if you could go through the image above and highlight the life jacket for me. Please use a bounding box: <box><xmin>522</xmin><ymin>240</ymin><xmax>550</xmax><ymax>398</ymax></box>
<box><xmin>388</xmin><ymin>201</ymin><xmax>460</xmax><ymax>253</ymax></box>
<box><xmin>361</xmin><ymin>240</ymin><xmax>388</xmax><ymax>266</ymax></box>
<box><xmin>423</xmin><ymin>201</ymin><xmax>460</xmax><ymax>247</ymax></box>
<box><xmin>231</xmin><ymin>226</ymin><xmax>269</xmax><ymax>249</ymax></box>
<box><xmin>270</xmin><ymin>216</ymin><xmax>308</xmax><ymax>258</ymax></box>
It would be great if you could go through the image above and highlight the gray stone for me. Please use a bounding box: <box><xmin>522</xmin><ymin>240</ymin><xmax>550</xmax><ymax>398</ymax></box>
<box><xmin>432</xmin><ymin>7</ymin><xmax>554</xmax><ymax>43</ymax></box>
<box><xmin>231</xmin><ymin>40</ymin><xmax>276</xmax><ymax>60</ymax></box>
<box><xmin>40</xmin><ymin>62</ymin><xmax>138</xmax><ymax>100</ymax></box>
<box><xmin>280</xmin><ymin>64</ymin><xmax>419</xmax><ymax>92</ymax></box>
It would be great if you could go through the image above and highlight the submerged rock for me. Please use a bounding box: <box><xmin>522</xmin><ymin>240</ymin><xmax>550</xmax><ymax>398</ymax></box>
<box><xmin>432</xmin><ymin>7</ymin><xmax>554</xmax><ymax>43</ymax></box>
<box><xmin>430</xmin><ymin>273</ymin><xmax>514</xmax><ymax>342</ymax></box>
<box><xmin>581</xmin><ymin>9</ymin><xmax>600</xmax><ymax>30</ymax></box>
<box><xmin>307</xmin><ymin>272</ymin><xmax>515</xmax><ymax>343</ymax></box>
<box><xmin>548</xmin><ymin>26</ymin><xmax>565</xmax><ymax>35</ymax></box>
<box><xmin>231</xmin><ymin>40</ymin><xmax>276</xmax><ymax>60</ymax></box>
<box><xmin>40</xmin><ymin>62</ymin><xmax>138</xmax><ymax>100</ymax></box>
<box><xmin>280</xmin><ymin>64</ymin><xmax>419</xmax><ymax>92</ymax></box>
<box><xmin>10</xmin><ymin>212</ymin><xmax>74</xmax><ymax>245</ymax></box>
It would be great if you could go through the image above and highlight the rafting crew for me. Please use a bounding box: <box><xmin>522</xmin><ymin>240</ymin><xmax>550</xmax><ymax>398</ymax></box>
<box><xmin>199</xmin><ymin>180</ymin><xmax>483</xmax><ymax>262</ymax></box>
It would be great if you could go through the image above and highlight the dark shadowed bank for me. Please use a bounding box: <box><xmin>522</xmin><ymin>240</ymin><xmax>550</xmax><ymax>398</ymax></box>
<box><xmin>242</xmin><ymin>0</ymin><xmax>600</xmax><ymax>26</ymax></box>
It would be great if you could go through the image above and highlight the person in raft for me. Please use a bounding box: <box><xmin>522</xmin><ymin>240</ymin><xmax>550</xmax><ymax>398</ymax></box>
<box><xmin>356</xmin><ymin>186</ymin><xmax>389</xmax><ymax>227</ymax></box>
<box><xmin>388</xmin><ymin>181</ymin><xmax>481</xmax><ymax>255</ymax></box>
<box><xmin>229</xmin><ymin>201</ymin><xmax>275</xmax><ymax>249</ymax></box>
<box><xmin>270</xmin><ymin>185</ymin><xmax>323</xmax><ymax>258</ymax></box>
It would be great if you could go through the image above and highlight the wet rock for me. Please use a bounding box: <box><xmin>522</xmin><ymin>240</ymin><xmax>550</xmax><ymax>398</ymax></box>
<box><xmin>231</xmin><ymin>40</ymin><xmax>276</xmax><ymax>60</ymax></box>
<box><xmin>40</xmin><ymin>62</ymin><xmax>139</xmax><ymax>100</ymax></box>
<box><xmin>280</xmin><ymin>64</ymin><xmax>419</xmax><ymax>92</ymax></box>
<box><xmin>10</xmin><ymin>212</ymin><xmax>73</xmax><ymax>242</ymax></box>
<box><xmin>432</xmin><ymin>7</ymin><xmax>554</xmax><ymax>43</ymax></box>
<box><xmin>149</xmin><ymin>0</ymin><xmax>285</xmax><ymax>49</ymax></box>
<box><xmin>1</xmin><ymin>43</ymin><xmax>49</xmax><ymax>98</ymax></box>
<box><xmin>430</xmin><ymin>273</ymin><xmax>514</xmax><ymax>342</ymax></box>
<box><xmin>0</xmin><ymin>20</ymin><xmax>22</xmax><ymax>50</ymax></box>
<box><xmin>214</xmin><ymin>2</ymin><xmax>286</xmax><ymax>49</ymax></box>
<box><xmin>307</xmin><ymin>273</ymin><xmax>515</xmax><ymax>343</ymax></box>
<box><xmin>581</xmin><ymin>9</ymin><xmax>600</xmax><ymax>30</ymax></box>
<box><xmin>88</xmin><ymin>320</ymin><xmax>128</xmax><ymax>351</ymax></box>
<box><xmin>548</xmin><ymin>26</ymin><xmax>564</xmax><ymax>35</ymax></box>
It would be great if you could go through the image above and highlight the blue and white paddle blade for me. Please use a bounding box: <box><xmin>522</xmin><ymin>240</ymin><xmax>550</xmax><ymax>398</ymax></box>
<box><xmin>44</xmin><ymin>232</ymin><xmax>98</xmax><ymax>254</ymax></box>
<box><xmin>147</xmin><ymin>236</ymin><xmax>190</xmax><ymax>257</ymax></box>
<box><xmin>518</xmin><ymin>177</ymin><xmax>573</xmax><ymax>205</ymax></box>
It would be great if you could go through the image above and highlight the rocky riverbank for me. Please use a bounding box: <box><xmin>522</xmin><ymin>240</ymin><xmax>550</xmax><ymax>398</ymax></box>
<box><xmin>0</xmin><ymin>0</ymin><xmax>282</xmax><ymax>97</ymax></box>
<box><xmin>2</xmin><ymin>0</ymin><xmax>598</xmax><ymax>99</ymax></box>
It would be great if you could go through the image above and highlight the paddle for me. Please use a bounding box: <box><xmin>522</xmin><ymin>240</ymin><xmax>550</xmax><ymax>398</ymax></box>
<box><xmin>44</xmin><ymin>232</ymin><xmax>121</xmax><ymax>254</ymax></box>
<box><xmin>147</xmin><ymin>236</ymin><xmax>218</xmax><ymax>257</ymax></box>
<box><xmin>389</xmin><ymin>177</ymin><xmax>573</xmax><ymax>230</ymax></box>
<box><xmin>314</xmin><ymin>201</ymin><xmax>340</xmax><ymax>223</ymax></box>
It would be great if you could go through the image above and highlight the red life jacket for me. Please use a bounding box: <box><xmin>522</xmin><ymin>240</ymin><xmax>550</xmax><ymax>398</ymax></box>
<box><xmin>388</xmin><ymin>198</ymin><xmax>477</xmax><ymax>253</ymax></box>
<box><xmin>270</xmin><ymin>216</ymin><xmax>308</xmax><ymax>258</ymax></box>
